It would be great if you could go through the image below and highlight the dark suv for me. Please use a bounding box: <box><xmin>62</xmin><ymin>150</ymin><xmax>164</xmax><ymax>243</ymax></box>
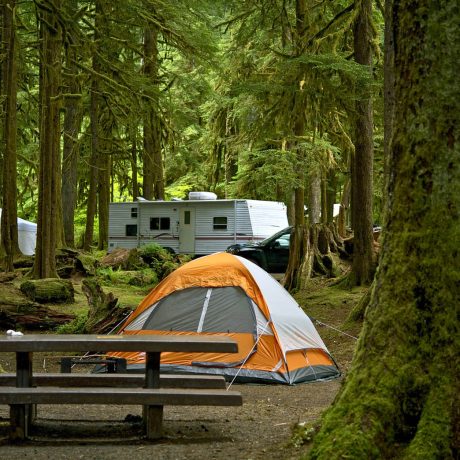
<box><xmin>226</xmin><ymin>227</ymin><xmax>292</xmax><ymax>273</ymax></box>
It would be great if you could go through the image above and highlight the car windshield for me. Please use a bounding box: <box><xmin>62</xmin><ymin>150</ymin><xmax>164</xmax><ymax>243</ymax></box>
<box><xmin>258</xmin><ymin>227</ymin><xmax>292</xmax><ymax>246</ymax></box>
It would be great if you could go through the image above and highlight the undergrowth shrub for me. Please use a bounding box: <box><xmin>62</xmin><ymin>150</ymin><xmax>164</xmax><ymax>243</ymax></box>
<box><xmin>56</xmin><ymin>312</ymin><xmax>88</xmax><ymax>334</ymax></box>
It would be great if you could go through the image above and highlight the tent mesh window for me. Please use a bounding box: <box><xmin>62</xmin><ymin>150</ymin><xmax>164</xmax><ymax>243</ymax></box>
<box><xmin>142</xmin><ymin>287</ymin><xmax>256</xmax><ymax>334</ymax></box>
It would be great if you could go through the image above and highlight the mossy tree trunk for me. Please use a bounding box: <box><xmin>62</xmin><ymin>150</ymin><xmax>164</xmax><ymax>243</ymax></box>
<box><xmin>97</xmin><ymin>113</ymin><xmax>112</xmax><ymax>251</ymax></box>
<box><xmin>283</xmin><ymin>0</ymin><xmax>308</xmax><ymax>291</ymax></box>
<box><xmin>0</xmin><ymin>0</ymin><xmax>20</xmax><ymax>271</ymax></box>
<box><xmin>33</xmin><ymin>0</ymin><xmax>62</xmax><ymax>279</ymax></box>
<box><xmin>337</xmin><ymin>178</ymin><xmax>350</xmax><ymax>238</ymax></box>
<box><xmin>84</xmin><ymin>0</ymin><xmax>103</xmax><ymax>251</ymax></box>
<box><xmin>61</xmin><ymin>0</ymin><xmax>82</xmax><ymax>248</ymax></box>
<box><xmin>350</xmin><ymin>0</ymin><xmax>376</xmax><ymax>286</ymax></box>
<box><xmin>97</xmin><ymin>2</ymin><xmax>116</xmax><ymax>251</ymax></box>
<box><xmin>308</xmin><ymin>1</ymin><xmax>460</xmax><ymax>458</ymax></box>
<box><xmin>129</xmin><ymin>121</ymin><xmax>140</xmax><ymax>200</ymax></box>
<box><xmin>143</xmin><ymin>22</ymin><xmax>164</xmax><ymax>200</ymax></box>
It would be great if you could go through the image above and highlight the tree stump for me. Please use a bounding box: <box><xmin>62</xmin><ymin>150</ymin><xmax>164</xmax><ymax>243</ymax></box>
<box><xmin>81</xmin><ymin>279</ymin><xmax>131</xmax><ymax>334</ymax></box>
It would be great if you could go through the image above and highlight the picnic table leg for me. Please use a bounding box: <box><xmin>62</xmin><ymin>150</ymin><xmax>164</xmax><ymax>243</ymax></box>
<box><xmin>9</xmin><ymin>351</ymin><xmax>32</xmax><ymax>441</ymax></box>
<box><xmin>144</xmin><ymin>351</ymin><xmax>163</xmax><ymax>440</ymax></box>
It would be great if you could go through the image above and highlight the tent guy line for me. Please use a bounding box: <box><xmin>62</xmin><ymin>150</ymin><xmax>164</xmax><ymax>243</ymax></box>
<box><xmin>312</xmin><ymin>318</ymin><xmax>358</xmax><ymax>341</ymax></box>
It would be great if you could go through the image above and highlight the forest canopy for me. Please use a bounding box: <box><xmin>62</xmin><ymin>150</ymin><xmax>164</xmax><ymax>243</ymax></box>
<box><xmin>0</xmin><ymin>0</ymin><xmax>383</xmax><ymax>252</ymax></box>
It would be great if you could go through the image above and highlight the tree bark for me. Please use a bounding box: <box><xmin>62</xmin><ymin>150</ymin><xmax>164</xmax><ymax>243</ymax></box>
<box><xmin>33</xmin><ymin>0</ymin><xmax>62</xmax><ymax>279</ymax></box>
<box><xmin>97</xmin><ymin>111</ymin><xmax>112</xmax><ymax>250</ymax></box>
<box><xmin>338</xmin><ymin>178</ymin><xmax>351</xmax><ymax>237</ymax></box>
<box><xmin>130</xmin><ymin>122</ymin><xmax>139</xmax><ymax>200</ymax></box>
<box><xmin>350</xmin><ymin>0</ymin><xmax>376</xmax><ymax>285</ymax></box>
<box><xmin>282</xmin><ymin>0</ymin><xmax>308</xmax><ymax>291</ymax></box>
<box><xmin>61</xmin><ymin>0</ymin><xmax>82</xmax><ymax>248</ymax></box>
<box><xmin>83</xmin><ymin>0</ymin><xmax>103</xmax><ymax>251</ymax></box>
<box><xmin>308</xmin><ymin>171</ymin><xmax>321</xmax><ymax>224</ymax></box>
<box><xmin>143</xmin><ymin>23</ymin><xmax>164</xmax><ymax>200</ymax></box>
<box><xmin>383</xmin><ymin>0</ymin><xmax>395</xmax><ymax>202</ymax></box>
<box><xmin>0</xmin><ymin>0</ymin><xmax>20</xmax><ymax>270</ymax></box>
<box><xmin>309</xmin><ymin>1</ymin><xmax>460</xmax><ymax>457</ymax></box>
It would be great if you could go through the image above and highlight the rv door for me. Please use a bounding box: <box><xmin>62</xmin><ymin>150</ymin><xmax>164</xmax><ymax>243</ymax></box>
<box><xmin>179</xmin><ymin>208</ymin><xmax>196</xmax><ymax>253</ymax></box>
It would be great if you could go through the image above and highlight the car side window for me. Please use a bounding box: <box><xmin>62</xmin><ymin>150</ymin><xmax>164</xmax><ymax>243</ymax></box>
<box><xmin>274</xmin><ymin>234</ymin><xmax>290</xmax><ymax>248</ymax></box>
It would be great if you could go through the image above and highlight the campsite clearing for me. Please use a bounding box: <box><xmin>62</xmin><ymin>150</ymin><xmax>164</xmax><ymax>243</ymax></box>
<box><xmin>0</xmin><ymin>280</ymin><xmax>364</xmax><ymax>459</ymax></box>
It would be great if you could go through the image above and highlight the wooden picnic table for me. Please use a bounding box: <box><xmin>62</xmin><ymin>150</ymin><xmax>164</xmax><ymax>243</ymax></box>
<box><xmin>0</xmin><ymin>333</ymin><xmax>241</xmax><ymax>441</ymax></box>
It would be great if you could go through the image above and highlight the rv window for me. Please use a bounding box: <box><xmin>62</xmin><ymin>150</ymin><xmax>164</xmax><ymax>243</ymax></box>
<box><xmin>131</xmin><ymin>207</ymin><xmax>138</xmax><ymax>218</ymax></box>
<box><xmin>150</xmin><ymin>217</ymin><xmax>170</xmax><ymax>230</ymax></box>
<box><xmin>126</xmin><ymin>224</ymin><xmax>137</xmax><ymax>236</ymax></box>
<box><xmin>213</xmin><ymin>216</ymin><xmax>227</xmax><ymax>230</ymax></box>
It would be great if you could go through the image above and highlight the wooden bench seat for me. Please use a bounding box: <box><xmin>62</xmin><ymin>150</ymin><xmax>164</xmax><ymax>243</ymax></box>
<box><xmin>0</xmin><ymin>372</ymin><xmax>227</xmax><ymax>389</ymax></box>
<box><xmin>0</xmin><ymin>386</ymin><xmax>242</xmax><ymax>406</ymax></box>
<box><xmin>0</xmin><ymin>386</ymin><xmax>242</xmax><ymax>439</ymax></box>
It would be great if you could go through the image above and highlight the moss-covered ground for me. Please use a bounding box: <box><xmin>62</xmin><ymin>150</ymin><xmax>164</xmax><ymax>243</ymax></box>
<box><xmin>294</xmin><ymin>278</ymin><xmax>366</xmax><ymax>375</ymax></box>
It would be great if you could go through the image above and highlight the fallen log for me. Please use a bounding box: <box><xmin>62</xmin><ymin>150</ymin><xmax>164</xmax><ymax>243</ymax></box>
<box><xmin>0</xmin><ymin>299</ymin><xmax>75</xmax><ymax>330</ymax></box>
<box><xmin>20</xmin><ymin>278</ymin><xmax>75</xmax><ymax>303</ymax></box>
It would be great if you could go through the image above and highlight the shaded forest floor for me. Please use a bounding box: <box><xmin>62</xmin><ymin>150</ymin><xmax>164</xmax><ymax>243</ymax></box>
<box><xmin>0</xmin><ymin>267</ymin><xmax>366</xmax><ymax>459</ymax></box>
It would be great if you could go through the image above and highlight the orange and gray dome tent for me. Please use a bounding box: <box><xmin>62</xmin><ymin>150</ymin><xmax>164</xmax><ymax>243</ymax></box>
<box><xmin>110</xmin><ymin>252</ymin><xmax>340</xmax><ymax>384</ymax></box>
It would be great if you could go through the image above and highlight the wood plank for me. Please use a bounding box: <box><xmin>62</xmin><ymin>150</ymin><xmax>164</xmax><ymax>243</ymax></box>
<box><xmin>0</xmin><ymin>387</ymin><xmax>243</xmax><ymax>406</ymax></box>
<box><xmin>0</xmin><ymin>334</ymin><xmax>238</xmax><ymax>353</ymax></box>
<box><xmin>0</xmin><ymin>373</ymin><xmax>227</xmax><ymax>389</ymax></box>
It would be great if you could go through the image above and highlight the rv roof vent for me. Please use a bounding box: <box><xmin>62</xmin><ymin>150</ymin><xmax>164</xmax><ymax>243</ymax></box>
<box><xmin>188</xmin><ymin>191</ymin><xmax>217</xmax><ymax>200</ymax></box>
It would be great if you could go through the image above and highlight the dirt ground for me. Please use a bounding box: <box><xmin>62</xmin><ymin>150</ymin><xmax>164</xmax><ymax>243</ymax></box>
<box><xmin>0</xmin><ymin>377</ymin><xmax>341</xmax><ymax>460</ymax></box>
<box><xmin>0</xmin><ymin>348</ymin><xmax>344</xmax><ymax>460</ymax></box>
<box><xmin>0</xmin><ymin>281</ymin><xmax>362</xmax><ymax>460</ymax></box>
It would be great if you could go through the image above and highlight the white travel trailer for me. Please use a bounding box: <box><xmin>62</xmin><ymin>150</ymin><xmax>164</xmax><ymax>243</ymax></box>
<box><xmin>108</xmin><ymin>193</ymin><xmax>288</xmax><ymax>255</ymax></box>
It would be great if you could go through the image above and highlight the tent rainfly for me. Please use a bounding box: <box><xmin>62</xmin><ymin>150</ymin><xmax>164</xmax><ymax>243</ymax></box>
<box><xmin>110</xmin><ymin>252</ymin><xmax>340</xmax><ymax>384</ymax></box>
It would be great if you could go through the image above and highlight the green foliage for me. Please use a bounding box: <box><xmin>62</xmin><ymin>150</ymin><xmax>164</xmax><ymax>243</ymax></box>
<box><xmin>138</xmin><ymin>243</ymin><xmax>183</xmax><ymax>279</ymax></box>
<box><xmin>55</xmin><ymin>312</ymin><xmax>88</xmax><ymax>334</ymax></box>
<box><xmin>291</xmin><ymin>422</ymin><xmax>318</xmax><ymax>448</ymax></box>
<box><xmin>95</xmin><ymin>266</ymin><xmax>159</xmax><ymax>288</ymax></box>
<box><xmin>95</xmin><ymin>267</ymin><xmax>133</xmax><ymax>285</ymax></box>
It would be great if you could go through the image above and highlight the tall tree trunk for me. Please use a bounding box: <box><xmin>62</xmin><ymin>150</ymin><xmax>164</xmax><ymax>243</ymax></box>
<box><xmin>282</xmin><ymin>0</ymin><xmax>308</xmax><ymax>291</ymax></box>
<box><xmin>33</xmin><ymin>0</ymin><xmax>62</xmax><ymax>279</ymax></box>
<box><xmin>130</xmin><ymin>123</ymin><xmax>139</xmax><ymax>200</ymax></box>
<box><xmin>83</xmin><ymin>87</ymin><xmax>98</xmax><ymax>250</ymax></box>
<box><xmin>83</xmin><ymin>0</ymin><xmax>102</xmax><ymax>251</ymax></box>
<box><xmin>61</xmin><ymin>2</ymin><xmax>82</xmax><ymax>247</ymax></box>
<box><xmin>309</xmin><ymin>0</ymin><xmax>459</xmax><ymax>457</ymax></box>
<box><xmin>326</xmin><ymin>170</ymin><xmax>337</xmax><ymax>224</ymax></box>
<box><xmin>97</xmin><ymin>111</ymin><xmax>112</xmax><ymax>250</ymax></box>
<box><xmin>97</xmin><ymin>2</ymin><xmax>116</xmax><ymax>251</ymax></box>
<box><xmin>383</xmin><ymin>0</ymin><xmax>395</xmax><ymax>197</ymax></box>
<box><xmin>143</xmin><ymin>23</ymin><xmax>164</xmax><ymax>200</ymax></box>
<box><xmin>0</xmin><ymin>0</ymin><xmax>20</xmax><ymax>271</ymax></box>
<box><xmin>338</xmin><ymin>178</ymin><xmax>351</xmax><ymax>237</ymax></box>
<box><xmin>350</xmin><ymin>0</ymin><xmax>375</xmax><ymax>285</ymax></box>
<box><xmin>308</xmin><ymin>171</ymin><xmax>321</xmax><ymax>224</ymax></box>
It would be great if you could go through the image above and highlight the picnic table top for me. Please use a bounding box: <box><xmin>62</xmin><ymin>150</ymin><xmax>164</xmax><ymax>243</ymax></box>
<box><xmin>0</xmin><ymin>334</ymin><xmax>239</xmax><ymax>353</ymax></box>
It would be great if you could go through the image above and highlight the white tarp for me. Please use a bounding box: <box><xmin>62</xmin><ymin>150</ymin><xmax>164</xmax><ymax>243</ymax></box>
<box><xmin>0</xmin><ymin>209</ymin><xmax>37</xmax><ymax>255</ymax></box>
